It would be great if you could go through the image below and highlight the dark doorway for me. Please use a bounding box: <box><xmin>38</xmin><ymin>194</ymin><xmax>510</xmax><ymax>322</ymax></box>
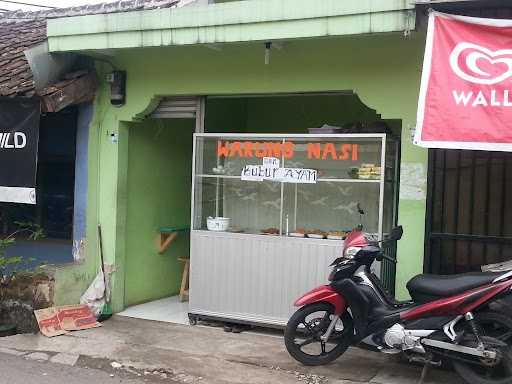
<box><xmin>425</xmin><ymin>149</ymin><xmax>512</xmax><ymax>274</ymax></box>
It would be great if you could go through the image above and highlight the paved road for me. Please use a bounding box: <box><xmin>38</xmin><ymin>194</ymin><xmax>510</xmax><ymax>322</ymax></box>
<box><xmin>0</xmin><ymin>352</ymin><xmax>157</xmax><ymax>384</ymax></box>
<box><xmin>0</xmin><ymin>316</ymin><xmax>463</xmax><ymax>384</ymax></box>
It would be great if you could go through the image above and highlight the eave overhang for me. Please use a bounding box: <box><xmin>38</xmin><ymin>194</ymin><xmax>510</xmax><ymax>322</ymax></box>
<box><xmin>47</xmin><ymin>0</ymin><xmax>416</xmax><ymax>53</ymax></box>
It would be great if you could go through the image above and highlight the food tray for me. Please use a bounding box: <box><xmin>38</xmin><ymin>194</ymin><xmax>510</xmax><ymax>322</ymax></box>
<box><xmin>307</xmin><ymin>234</ymin><xmax>325</xmax><ymax>239</ymax></box>
<box><xmin>307</xmin><ymin>127</ymin><xmax>343</xmax><ymax>134</ymax></box>
<box><xmin>327</xmin><ymin>235</ymin><xmax>344</xmax><ymax>240</ymax></box>
<box><xmin>289</xmin><ymin>232</ymin><xmax>305</xmax><ymax>238</ymax></box>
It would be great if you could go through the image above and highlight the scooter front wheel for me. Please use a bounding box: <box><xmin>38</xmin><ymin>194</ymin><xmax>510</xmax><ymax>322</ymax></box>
<box><xmin>284</xmin><ymin>302</ymin><xmax>353</xmax><ymax>366</ymax></box>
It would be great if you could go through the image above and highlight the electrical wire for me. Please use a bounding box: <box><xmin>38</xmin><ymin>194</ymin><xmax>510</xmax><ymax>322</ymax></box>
<box><xmin>0</xmin><ymin>0</ymin><xmax>56</xmax><ymax>9</ymax></box>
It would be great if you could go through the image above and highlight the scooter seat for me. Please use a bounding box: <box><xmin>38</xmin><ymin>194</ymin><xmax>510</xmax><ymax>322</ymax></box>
<box><xmin>406</xmin><ymin>272</ymin><xmax>502</xmax><ymax>303</ymax></box>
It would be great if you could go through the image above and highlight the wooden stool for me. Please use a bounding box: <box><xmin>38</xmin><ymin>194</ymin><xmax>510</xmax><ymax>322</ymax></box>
<box><xmin>178</xmin><ymin>258</ymin><xmax>190</xmax><ymax>302</ymax></box>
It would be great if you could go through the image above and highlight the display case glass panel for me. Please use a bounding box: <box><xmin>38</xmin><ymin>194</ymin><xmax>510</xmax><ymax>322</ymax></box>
<box><xmin>286</xmin><ymin>138</ymin><xmax>382</xmax><ymax>180</ymax></box>
<box><xmin>192</xmin><ymin>134</ymin><xmax>397</xmax><ymax>239</ymax></box>
<box><xmin>282</xmin><ymin>182</ymin><xmax>380</xmax><ymax>236</ymax></box>
<box><xmin>382</xmin><ymin>138</ymin><xmax>400</xmax><ymax>236</ymax></box>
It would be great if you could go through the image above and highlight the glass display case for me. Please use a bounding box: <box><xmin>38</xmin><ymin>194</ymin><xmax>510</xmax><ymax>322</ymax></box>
<box><xmin>192</xmin><ymin>134</ymin><xmax>398</xmax><ymax>239</ymax></box>
<box><xmin>189</xmin><ymin>133</ymin><xmax>399</xmax><ymax>326</ymax></box>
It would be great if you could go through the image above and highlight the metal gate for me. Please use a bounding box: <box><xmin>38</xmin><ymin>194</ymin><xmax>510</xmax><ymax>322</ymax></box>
<box><xmin>425</xmin><ymin>149</ymin><xmax>512</xmax><ymax>274</ymax></box>
<box><xmin>381</xmin><ymin>240</ymin><xmax>397</xmax><ymax>296</ymax></box>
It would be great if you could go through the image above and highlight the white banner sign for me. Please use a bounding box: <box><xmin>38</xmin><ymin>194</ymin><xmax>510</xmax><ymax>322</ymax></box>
<box><xmin>240</xmin><ymin>165</ymin><xmax>271</xmax><ymax>181</ymax></box>
<box><xmin>262</xmin><ymin>157</ymin><xmax>280</xmax><ymax>169</ymax></box>
<box><xmin>0</xmin><ymin>186</ymin><xmax>36</xmax><ymax>204</ymax></box>
<box><xmin>275</xmin><ymin>168</ymin><xmax>317</xmax><ymax>183</ymax></box>
<box><xmin>241</xmin><ymin>165</ymin><xmax>317</xmax><ymax>184</ymax></box>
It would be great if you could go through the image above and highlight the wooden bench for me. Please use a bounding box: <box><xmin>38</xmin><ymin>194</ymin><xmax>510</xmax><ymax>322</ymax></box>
<box><xmin>158</xmin><ymin>226</ymin><xmax>190</xmax><ymax>302</ymax></box>
<box><xmin>157</xmin><ymin>226</ymin><xmax>190</xmax><ymax>254</ymax></box>
<box><xmin>178</xmin><ymin>257</ymin><xmax>189</xmax><ymax>302</ymax></box>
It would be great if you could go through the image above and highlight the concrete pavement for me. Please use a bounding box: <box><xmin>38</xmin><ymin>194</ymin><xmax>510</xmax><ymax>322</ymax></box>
<box><xmin>0</xmin><ymin>351</ymin><xmax>160</xmax><ymax>383</ymax></box>
<box><xmin>0</xmin><ymin>316</ymin><xmax>463</xmax><ymax>384</ymax></box>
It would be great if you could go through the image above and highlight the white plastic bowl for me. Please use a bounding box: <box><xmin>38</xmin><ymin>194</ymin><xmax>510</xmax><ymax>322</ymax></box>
<box><xmin>207</xmin><ymin>217</ymin><xmax>230</xmax><ymax>231</ymax></box>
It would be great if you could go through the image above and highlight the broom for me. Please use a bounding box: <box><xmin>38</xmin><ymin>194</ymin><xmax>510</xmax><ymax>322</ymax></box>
<box><xmin>97</xmin><ymin>224</ymin><xmax>112</xmax><ymax>322</ymax></box>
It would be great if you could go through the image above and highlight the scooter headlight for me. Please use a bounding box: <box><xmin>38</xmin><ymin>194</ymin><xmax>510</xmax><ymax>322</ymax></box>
<box><xmin>343</xmin><ymin>246</ymin><xmax>361</xmax><ymax>259</ymax></box>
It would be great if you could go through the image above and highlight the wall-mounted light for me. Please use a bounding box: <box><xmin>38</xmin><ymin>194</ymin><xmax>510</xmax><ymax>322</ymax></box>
<box><xmin>106</xmin><ymin>70</ymin><xmax>126</xmax><ymax>107</ymax></box>
<box><xmin>264</xmin><ymin>42</ymin><xmax>272</xmax><ymax>65</ymax></box>
<box><xmin>110</xmin><ymin>132</ymin><xmax>119</xmax><ymax>144</ymax></box>
<box><xmin>106</xmin><ymin>130</ymin><xmax>119</xmax><ymax>144</ymax></box>
<box><xmin>410</xmin><ymin>126</ymin><xmax>417</xmax><ymax>143</ymax></box>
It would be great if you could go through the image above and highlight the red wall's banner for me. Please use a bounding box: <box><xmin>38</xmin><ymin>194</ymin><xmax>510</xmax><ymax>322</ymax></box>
<box><xmin>415</xmin><ymin>12</ymin><xmax>512</xmax><ymax>151</ymax></box>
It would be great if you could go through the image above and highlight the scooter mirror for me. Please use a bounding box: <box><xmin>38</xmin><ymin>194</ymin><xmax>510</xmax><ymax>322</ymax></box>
<box><xmin>389</xmin><ymin>226</ymin><xmax>403</xmax><ymax>241</ymax></box>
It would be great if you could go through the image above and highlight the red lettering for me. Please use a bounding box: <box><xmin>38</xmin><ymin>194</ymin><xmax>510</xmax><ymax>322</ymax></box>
<box><xmin>339</xmin><ymin>144</ymin><xmax>351</xmax><ymax>160</ymax></box>
<box><xmin>243</xmin><ymin>142</ymin><xmax>254</xmax><ymax>157</ymax></box>
<box><xmin>322</xmin><ymin>143</ymin><xmax>337</xmax><ymax>160</ymax></box>
<box><xmin>255</xmin><ymin>142</ymin><xmax>266</xmax><ymax>158</ymax></box>
<box><xmin>264</xmin><ymin>142</ymin><xmax>282</xmax><ymax>158</ymax></box>
<box><xmin>283</xmin><ymin>142</ymin><xmax>295</xmax><ymax>159</ymax></box>
<box><xmin>307</xmin><ymin>143</ymin><xmax>321</xmax><ymax>159</ymax></box>
<box><xmin>219</xmin><ymin>140</ymin><xmax>357</xmax><ymax>161</ymax></box>
<box><xmin>352</xmin><ymin>144</ymin><xmax>358</xmax><ymax>161</ymax></box>
<box><xmin>217</xmin><ymin>141</ymin><xmax>230</xmax><ymax>157</ymax></box>
<box><xmin>229</xmin><ymin>142</ymin><xmax>244</xmax><ymax>157</ymax></box>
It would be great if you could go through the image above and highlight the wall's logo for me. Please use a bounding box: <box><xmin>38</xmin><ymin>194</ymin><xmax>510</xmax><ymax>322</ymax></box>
<box><xmin>449</xmin><ymin>42</ymin><xmax>512</xmax><ymax>85</ymax></box>
<box><xmin>0</xmin><ymin>132</ymin><xmax>26</xmax><ymax>149</ymax></box>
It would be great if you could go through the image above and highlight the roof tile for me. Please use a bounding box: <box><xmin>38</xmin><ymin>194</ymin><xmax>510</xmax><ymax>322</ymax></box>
<box><xmin>0</xmin><ymin>0</ymin><xmax>183</xmax><ymax>20</ymax></box>
<box><xmin>0</xmin><ymin>19</ymin><xmax>44</xmax><ymax>97</ymax></box>
<box><xmin>0</xmin><ymin>0</ymin><xmax>191</xmax><ymax>98</ymax></box>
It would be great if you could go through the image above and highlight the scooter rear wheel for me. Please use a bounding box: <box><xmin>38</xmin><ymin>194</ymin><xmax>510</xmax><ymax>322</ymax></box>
<box><xmin>284</xmin><ymin>302</ymin><xmax>353</xmax><ymax>366</ymax></box>
<box><xmin>453</xmin><ymin>311</ymin><xmax>512</xmax><ymax>384</ymax></box>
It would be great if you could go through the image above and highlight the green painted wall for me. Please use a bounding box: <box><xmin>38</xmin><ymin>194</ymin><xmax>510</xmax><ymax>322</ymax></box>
<box><xmin>51</xmin><ymin>75</ymin><xmax>125</xmax><ymax>305</ymax></box>
<box><xmin>124</xmin><ymin>119</ymin><xmax>193</xmax><ymax>306</ymax></box>
<box><xmin>55</xmin><ymin>32</ymin><xmax>427</xmax><ymax>311</ymax></box>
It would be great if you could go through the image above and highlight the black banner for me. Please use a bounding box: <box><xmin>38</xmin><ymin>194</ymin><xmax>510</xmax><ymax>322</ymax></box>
<box><xmin>0</xmin><ymin>98</ymin><xmax>40</xmax><ymax>204</ymax></box>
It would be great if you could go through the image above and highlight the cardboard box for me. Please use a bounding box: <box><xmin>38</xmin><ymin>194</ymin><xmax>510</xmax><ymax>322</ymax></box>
<box><xmin>34</xmin><ymin>304</ymin><xmax>101</xmax><ymax>337</ymax></box>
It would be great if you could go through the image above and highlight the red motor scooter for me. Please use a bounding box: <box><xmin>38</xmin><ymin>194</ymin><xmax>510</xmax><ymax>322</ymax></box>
<box><xmin>285</xmin><ymin>226</ymin><xmax>512</xmax><ymax>384</ymax></box>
